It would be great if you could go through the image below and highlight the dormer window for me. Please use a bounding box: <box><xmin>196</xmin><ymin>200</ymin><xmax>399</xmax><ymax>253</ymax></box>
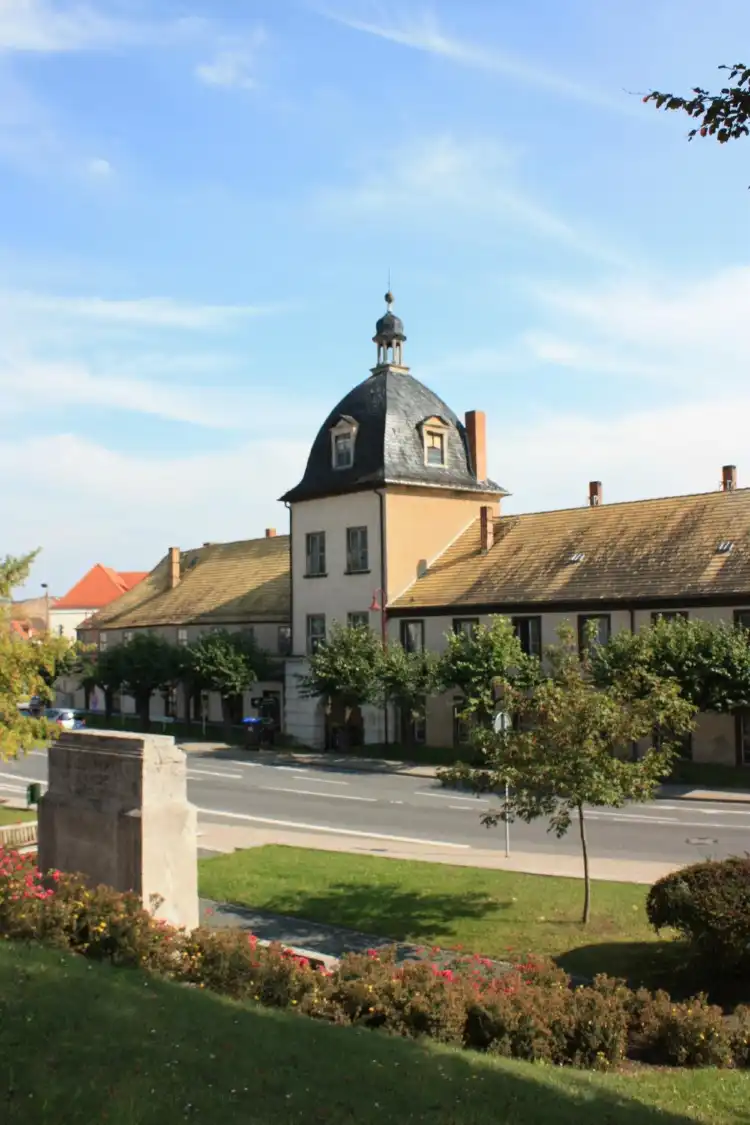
<box><xmin>419</xmin><ymin>415</ymin><xmax>449</xmax><ymax>468</ymax></box>
<box><xmin>330</xmin><ymin>415</ymin><xmax>358</xmax><ymax>471</ymax></box>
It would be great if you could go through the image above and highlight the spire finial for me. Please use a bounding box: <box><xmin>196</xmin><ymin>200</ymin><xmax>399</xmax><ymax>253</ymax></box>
<box><xmin>384</xmin><ymin>288</ymin><xmax>394</xmax><ymax>311</ymax></box>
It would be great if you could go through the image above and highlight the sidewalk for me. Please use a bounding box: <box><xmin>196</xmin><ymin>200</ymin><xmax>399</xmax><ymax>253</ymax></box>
<box><xmin>197</xmin><ymin>821</ymin><xmax>678</xmax><ymax>884</ymax></box>
<box><xmin>181</xmin><ymin>741</ymin><xmax>750</xmax><ymax>803</ymax></box>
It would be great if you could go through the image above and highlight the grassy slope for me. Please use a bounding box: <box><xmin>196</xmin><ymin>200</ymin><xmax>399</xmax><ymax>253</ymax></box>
<box><xmin>198</xmin><ymin>846</ymin><xmax>674</xmax><ymax>983</ymax></box>
<box><xmin>0</xmin><ymin>807</ymin><xmax>36</xmax><ymax>826</ymax></box>
<box><xmin>0</xmin><ymin>942</ymin><xmax>745</xmax><ymax>1125</ymax></box>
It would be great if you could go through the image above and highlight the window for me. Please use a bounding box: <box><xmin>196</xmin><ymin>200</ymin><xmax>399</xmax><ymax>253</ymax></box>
<box><xmin>333</xmin><ymin>432</ymin><xmax>353</xmax><ymax>469</ymax></box>
<box><xmin>651</xmin><ymin>611</ymin><xmax>688</xmax><ymax>624</ymax></box>
<box><xmin>347</xmin><ymin>612</ymin><xmax>370</xmax><ymax>629</ymax></box>
<box><xmin>305</xmin><ymin>531</ymin><xmax>326</xmax><ymax>577</ymax></box>
<box><xmin>57</xmin><ymin>624</ymin><xmax>64</xmax><ymax>637</ymax></box>
<box><xmin>739</xmin><ymin>712</ymin><xmax>750</xmax><ymax>766</ymax></box>
<box><xmin>453</xmin><ymin>618</ymin><xmax>479</xmax><ymax>638</ymax></box>
<box><xmin>306</xmin><ymin>614</ymin><xmax>326</xmax><ymax>655</ymax></box>
<box><xmin>425</xmin><ymin>430</ymin><xmax>445</xmax><ymax>466</ymax></box>
<box><xmin>577</xmin><ymin>614</ymin><xmax>611</xmax><ymax>653</ymax></box>
<box><xmin>735</xmin><ymin>610</ymin><xmax>750</xmax><ymax>631</ymax></box>
<box><xmin>346</xmin><ymin>526</ymin><xmax>369</xmax><ymax>573</ymax></box>
<box><xmin>453</xmin><ymin>700</ymin><xmax>472</xmax><ymax>747</ymax></box>
<box><xmin>512</xmin><ymin>616</ymin><xmax>542</xmax><ymax>658</ymax></box>
<box><xmin>400</xmin><ymin>620</ymin><xmax>424</xmax><ymax>653</ymax></box>
<box><xmin>99</xmin><ymin>631</ymin><xmax>108</xmax><ymax>652</ymax></box>
<box><xmin>163</xmin><ymin>687</ymin><xmax>177</xmax><ymax>719</ymax></box>
<box><xmin>177</xmin><ymin>628</ymin><xmax>189</xmax><ymax>646</ymax></box>
<box><xmin>278</xmin><ymin>625</ymin><xmax>291</xmax><ymax>655</ymax></box>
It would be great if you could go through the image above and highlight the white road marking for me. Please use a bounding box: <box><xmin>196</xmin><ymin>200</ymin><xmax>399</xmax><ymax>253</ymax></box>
<box><xmin>187</xmin><ymin>769</ymin><xmax>243</xmax><ymax>780</ymax></box>
<box><xmin>0</xmin><ymin>783</ymin><xmax>27</xmax><ymax>794</ymax></box>
<box><xmin>415</xmin><ymin>790</ymin><xmax>489</xmax><ymax>806</ymax></box>
<box><xmin>231</xmin><ymin>760</ymin><xmax>259</xmax><ymax>768</ymax></box>
<box><xmin>588</xmin><ymin>812</ymin><xmax>745</xmax><ymax>830</ymax></box>
<box><xmin>259</xmin><ymin>785</ymin><xmax>376</xmax><ymax>803</ymax></box>
<box><xmin>294</xmin><ymin>777</ymin><xmax>349</xmax><ymax>786</ymax></box>
<box><xmin>0</xmin><ymin>771</ymin><xmax>46</xmax><ymax>785</ymax></box>
<box><xmin>274</xmin><ymin>766</ymin><xmax>309</xmax><ymax>773</ymax></box>
<box><xmin>195</xmin><ymin>807</ymin><xmax>471</xmax><ymax>848</ymax></box>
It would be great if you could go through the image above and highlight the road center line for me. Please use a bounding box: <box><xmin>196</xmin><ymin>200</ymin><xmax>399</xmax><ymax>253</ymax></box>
<box><xmin>0</xmin><ymin>771</ymin><xmax>46</xmax><ymax>785</ymax></box>
<box><xmin>187</xmin><ymin>769</ymin><xmax>243</xmax><ymax>780</ymax></box>
<box><xmin>195</xmin><ymin>807</ymin><xmax>471</xmax><ymax>849</ymax></box>
<box><xmin>259</xmin><ymin>785</ymin><xmax>376</xmax><ymax>803</ymax></box>
<box><xmin>415</xmin><ymin>790</ymin><xmax>489</xmax><ymax>805</ymax></box>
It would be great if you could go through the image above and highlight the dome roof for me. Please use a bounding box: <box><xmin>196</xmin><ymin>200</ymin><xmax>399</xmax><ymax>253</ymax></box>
<box><xmin>281</xmin><ymin>368</ymin><xmax>505</xmax><ymax>504</ymax></box>
<box><xmin>374</xmin><ymin>310</ymin><xmax>405</xmax><ymax>342</ymax></box>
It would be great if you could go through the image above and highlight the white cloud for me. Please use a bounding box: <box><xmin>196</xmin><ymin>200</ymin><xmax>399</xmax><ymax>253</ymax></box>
<box><xmin>0</xmin><ymin>290</ymin><xmax>275</xmax><ymax>329</ymax></box>
<box><xmin>0</xmin><ymin>0</ymin><xmax>146</xmax><ymax>53</ymax></box>
<box><xmin>195</xmin><ymin>26</ymin><xmax>266</xmax><ymax>91</ymax></box>
<box><xmin>315</xmin><ymin>134</ymin><xmax>625</xmax><ymax>265</ymax></box>
<box><xmin>317</xmin><ymin>4</ymin><xmax>628</xmax><ymax>112</ymax></box>
<box><xmin>525</xmin><ymin>266</ymin><xmax>750</xmax><ymax>387</ymax></box>
<box><xmin>84</xmin><ymin>155</ymin><xmax>112</xmax><ymax>177</ymax></box>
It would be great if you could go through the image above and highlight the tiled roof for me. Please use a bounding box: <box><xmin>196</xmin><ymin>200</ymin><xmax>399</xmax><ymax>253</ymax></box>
<box><xmin>54</xmin><ymin>565</ymin><xmax>148</xmax><ymax>610</ymax></box>
<box><xmin>391</xmin><ymin>488</ymin><xmax>750</xmax><ymax>611</ymax></box>
<box><xmin>282</xmin><ymin>367</ymin><xmax>505</xmax><ymax>503</ymax></box>
<box><xmin>86</xmin><ymin>535</ymin><xmax>290</xmax><ymax>629</ymax></box>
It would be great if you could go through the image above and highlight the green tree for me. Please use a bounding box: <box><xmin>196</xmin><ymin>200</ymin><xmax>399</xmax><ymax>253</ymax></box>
<box><xmin>590</xmin><ymin>616</ymin><xmax>750</xmax><ymax>714</ymax></box>
<box><xmin>184</xmin><ymin>629</ymin><xmax>273</xmax><ymax>733</ymax></box>
<box><xmin>379</xmin><ymin>644</ymin><xmax>438</xmax><ymax>749</ymax></box>
<box><xmin>0</xmin><ymin>550</ymin><xmax>62</xmax><ymax>758</ymax></box>
<box><xmin>436</xmin><ymin>616</ymin><xmax>539</xmax><ymax>730</ymax></box>
<box><xmin>645</xmin><ymin>63</ymin><xmax>750</xmax><ymax>143</ymax></box>
<box><xmin>300</xmin><ymin>624</ymin><xmax>383</xmax><ymax>750</ymax></box>
<box><xmin>443</xmin><ymin>625</ymin><xmax>695</xmax><ymax>924</ymax></box>
<box><xmin>37</xmin><ymin>635</ymin><xmax>80</xmax><ymax>700</ymax></box>
<box><xmin>116</xmin><ymin>633</ymin><xmax>184</xmax><ymax>727</ymax></box>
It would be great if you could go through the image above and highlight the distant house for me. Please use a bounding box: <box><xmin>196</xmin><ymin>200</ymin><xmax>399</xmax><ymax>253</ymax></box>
<box><xmin>7</xmin><ymin>595</ymin><xmax>52</xmax><ymax>639</ymax></box>
<box><xmin>50</xmin><ymin>565</ymin><xmax>148</xmax><ymax>640</ymax></box>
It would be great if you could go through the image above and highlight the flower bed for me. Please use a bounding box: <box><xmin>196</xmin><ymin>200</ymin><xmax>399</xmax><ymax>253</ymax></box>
<box><xmin>1</xmin><ymin>847</ymin><xmax>748</xmax><ymax>1072</ymax></box>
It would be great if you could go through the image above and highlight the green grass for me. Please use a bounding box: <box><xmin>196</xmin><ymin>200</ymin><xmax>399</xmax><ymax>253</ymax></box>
<box><xmin>0</xmin><ymin>806</ymin><xmax>36</xmax><ymax>826</ymax></box>
<box><xmin>198</xmin><ymin>846</ymin><xmax>680</xmax><ymax>985</ymax></box>
<box><xmin>0</xmin><ymin>941</ymin><xmax>745</xmax><ymax>1125</ymax></box>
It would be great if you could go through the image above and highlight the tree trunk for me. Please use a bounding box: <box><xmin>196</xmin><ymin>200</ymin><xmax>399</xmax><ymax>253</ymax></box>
<box><xmin>136</xmin><ymin>692</ymin><xmax>150</xmax><ymax>730</ymax></box>
<box><xmin>577</xmin><ymin>802</ymin><xmax>591</xmax><ymax>925</ymax></box>
<box><xmin>104</xmin><ymin>688</ymin><xmax>113</xmax><ymax>720</ymax></box>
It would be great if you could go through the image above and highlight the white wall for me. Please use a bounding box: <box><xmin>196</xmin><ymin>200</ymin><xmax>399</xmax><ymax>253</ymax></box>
<box><xmin>49</xmin><ymin>607</ymin><xmax>93</xmax><ymax>640</ymax></box>
<box><xmin>291</xmin><ymin>492</ymin><xmax>383</xmax><ymax>655</ymax></box>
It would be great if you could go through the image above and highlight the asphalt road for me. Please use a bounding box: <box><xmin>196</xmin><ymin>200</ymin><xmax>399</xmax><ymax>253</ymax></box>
<box><xmin>1</xmin><ymin>748</ymin><xmax>748</xmax><ymax>865</ymax></box>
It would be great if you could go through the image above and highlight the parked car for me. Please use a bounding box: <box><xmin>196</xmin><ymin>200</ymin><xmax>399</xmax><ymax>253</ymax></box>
<box><xmin>43</xmin><ymin>708</ymin><xmax>86</xmax><ymax>730</ymax></box>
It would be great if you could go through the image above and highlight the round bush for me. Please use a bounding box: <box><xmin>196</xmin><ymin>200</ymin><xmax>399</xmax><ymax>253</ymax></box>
<box><xmin>646</xmin><ymin>857</ymin><xmax>750</xmax><ymax>975</ymax></box>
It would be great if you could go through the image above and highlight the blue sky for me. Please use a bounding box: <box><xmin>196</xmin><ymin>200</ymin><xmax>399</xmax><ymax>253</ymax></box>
<box><xmin>4</xmin><ymin>0</ymin><xmax>750</xmax><ymax>597</ymax></box>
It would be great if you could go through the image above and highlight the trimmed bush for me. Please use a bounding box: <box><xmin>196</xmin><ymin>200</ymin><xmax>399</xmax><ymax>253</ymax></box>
<box><xmin>647</xmin><ymin>857</ymin><xmax>750</xmax><ymax>976</ymax></box>
<box><xmin>1</xmin><ymin>848</ymin><xmax>748</xmax><ymax>1072</ymax></box>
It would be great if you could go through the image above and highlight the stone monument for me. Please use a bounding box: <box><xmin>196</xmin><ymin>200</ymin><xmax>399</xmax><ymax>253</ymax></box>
<box><xmin>38</xmin><ymin>729</ymin><xmax>199</xmax><ymax>930</ymax></box>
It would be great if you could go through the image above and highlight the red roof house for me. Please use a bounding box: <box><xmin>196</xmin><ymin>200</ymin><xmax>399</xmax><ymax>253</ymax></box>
<box><xmin>54</xmin><ymin>565</ymin><xmax>148</xmax><ymax>611</ymax></box>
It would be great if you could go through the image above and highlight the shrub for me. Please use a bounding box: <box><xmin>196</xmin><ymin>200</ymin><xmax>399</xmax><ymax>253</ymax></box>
<box><xmin>647</xmin><ymin>857</ymin><xmax>750</xmax><ymax>976</ymax></box>
<box><xmin>730</xmin><ymin>1005</ymin><xmax>750</xmax><ymax>1067</ymax></box>
<box><xmin>635</xmin><ymin>991</ymin><xmax>734</xmax><ymax>1068</ymax></box>
<box><xmin>181</xmin><ymin>928</ymin><xmax>322</xmax><ymax>1007</ymax></box>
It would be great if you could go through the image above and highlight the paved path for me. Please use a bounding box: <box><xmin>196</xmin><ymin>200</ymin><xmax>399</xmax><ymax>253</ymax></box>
<box><xmin>4</xmin><ymin>747</ymin><xmax>750</xmax><ymax>875</ymax></box>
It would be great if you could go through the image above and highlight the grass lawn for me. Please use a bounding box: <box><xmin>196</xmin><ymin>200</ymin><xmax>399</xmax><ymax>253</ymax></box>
<box><xmin>198</xmin><ymin>846</ymin><xmax>680</xmax><ymax>986</ymax></box>
<box><xmin>0</xmin><ymin>806</ymin><xmax>36</xmax><ymax>826</ymax></box>
<box><xmin>0</xmin><ymin>941</ymin><xmax>745</xmax><ymax>1125</ymax></box>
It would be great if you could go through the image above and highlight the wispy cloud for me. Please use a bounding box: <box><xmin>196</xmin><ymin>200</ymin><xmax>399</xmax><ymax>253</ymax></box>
<box><xmin>316</xmin><ymin>3</ymin><xmax>627</xmax><ymax>112</ymax></box>
<box><xmin>315</xmin><ymin>134</ymin><xmax>625</xmax><ymax>265</ymax></box>
<box><xmin>0</xmin><ymin>290</ymin><xmax>277</xmax><ymax>329</ymax></box>
<box><xmin>524</xmin><ymin>266</ymin><xmax>750</xmax><ymax>388</ymax></box>
<box><xmin>195</xmin><ymin>26</ymin><xmax>266</xmax><ymax>91</ymax></box>
<box><xmin>0</xmin><ymin>0</ymin><xmax>149</xmax><ymax>53</ymax></box>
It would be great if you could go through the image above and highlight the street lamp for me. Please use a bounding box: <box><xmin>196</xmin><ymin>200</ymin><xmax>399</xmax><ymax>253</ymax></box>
<box><xmin>40</xmin><ymin>583</ymin><xmax>50</xmax><ymax>633</ymax></box>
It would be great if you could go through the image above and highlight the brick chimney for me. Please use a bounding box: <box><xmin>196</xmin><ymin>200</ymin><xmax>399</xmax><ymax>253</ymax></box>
<box><xmin>464</xmin><ymin>410</ymin><xmax>487</xmax><ymax>482</ymax></box>
<box><xmin>265</xmin><ymin>528</ymin><xmax>277</xmax><ymax>538</ymax></box>
<box><xmin>480</xmin><ymin>505</ymin><xmax>494</xmax><ymax>553</ymax></box>
<box><xmin>722</xmin><ymin>465</ymin><xmax>737</xmax><ymax>492</ymax></box>
<box><xmin>589</xmin><ymin>481</ymin><xmax>603</xmax><ymax>507</ymax></box>
<box><xmin>168</xmin><ymin>546</ymin><xmax>180</xmax><ymax>589</ymax></box>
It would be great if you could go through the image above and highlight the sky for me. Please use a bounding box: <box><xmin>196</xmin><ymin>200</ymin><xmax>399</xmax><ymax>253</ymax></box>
<box><xmin>4</xmin><ymin>0</ymin><xmax>750</xmax><ymax>597</ymax></box>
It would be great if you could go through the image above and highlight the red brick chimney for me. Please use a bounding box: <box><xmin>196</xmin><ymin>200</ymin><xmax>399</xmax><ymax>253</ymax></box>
<box><xmin>265</xmin><ymin>528</ymin><xmax>277</xmax><ymax>538</ymax></box>
<box><xmin>168</xmin><ymin>546</ymin><xmax>180</xmax><ymax>589</ymax></box>
<box><xmin>480</xmin><ymin>505</ymin><xmax>494</xmax><ymax>553</ymax></box>
<box><xmin>589</xmin><ymin>481</ymin><xmax>603</xmax><ymax>507</ymax></box>
<box><xmin>464</xmin><ymin>410</ymin><xmax>487</xmax><ymax>482</ymax></box>
<box><xmin>722</xmin><ymin>465</ymin><xmax>737</xmax><ymax>492</ymax></box>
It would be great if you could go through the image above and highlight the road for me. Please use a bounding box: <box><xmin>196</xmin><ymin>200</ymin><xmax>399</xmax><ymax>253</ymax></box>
<box><xmin>1</xmin><ymin>748</ymin><xmax>748</xmax><ymax>866</ymax></box>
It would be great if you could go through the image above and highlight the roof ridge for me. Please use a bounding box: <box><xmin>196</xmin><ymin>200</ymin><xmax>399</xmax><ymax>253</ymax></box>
<box><xmin>500</xmin><ymin>487</ymin><xmax>750</xmax><ymax>520</ymax></box>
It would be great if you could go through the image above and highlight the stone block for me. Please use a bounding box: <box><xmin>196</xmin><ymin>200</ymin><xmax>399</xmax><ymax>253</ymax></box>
<box><xmin>38</xmin><ymin>729</ymin><xmax>198</xmax><ymax>930</ymax></box>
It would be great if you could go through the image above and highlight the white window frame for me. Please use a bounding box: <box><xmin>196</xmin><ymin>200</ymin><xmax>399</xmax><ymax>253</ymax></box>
<box><xmin>177</xmin><ymin>628</ymin><xmax>189</xmax><ymax>646</ymax></box>
<box><xmin>330</xmin><ymin>416</ymin><xmax>359</xmax><ymax>471</ymax></box>
<box><xmin>347</xmin><ymin>612</ymin><xmax>369</xmax><ymax>629</ymax></box>
<box><xmin>346</xmin><ymin>526</ymin><xmax>369</xmax><ymax>573</ymax></box>
<box><xmin>99</xmin><ymin>631</ymin><xmax>108</xmax><ymax>652</ymax></box>
<box><xmin>306</xmin><ymin>614</ymin><xmax>326</xmax><ymax>654</ymax></box>
<box><xmin>305</xmin><ymin>531</ymin><xmax>326</xmax><ymax>577</ymax></box>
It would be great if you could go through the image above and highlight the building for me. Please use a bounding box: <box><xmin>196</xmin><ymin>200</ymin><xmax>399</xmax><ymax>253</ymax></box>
<box><xmin>77</xmin><ymin>533</ymin><xmax>289</xmax><ymax>723</ymax></box>
<box><xmin>79</xmin><ymin>292</ymin><xmax>750</xmax><ymax>766</ymax></box>
<box><xmin>51</xmin><ymin>565</ymin><xmax>149</xmax><ymax>640</ymax></box>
